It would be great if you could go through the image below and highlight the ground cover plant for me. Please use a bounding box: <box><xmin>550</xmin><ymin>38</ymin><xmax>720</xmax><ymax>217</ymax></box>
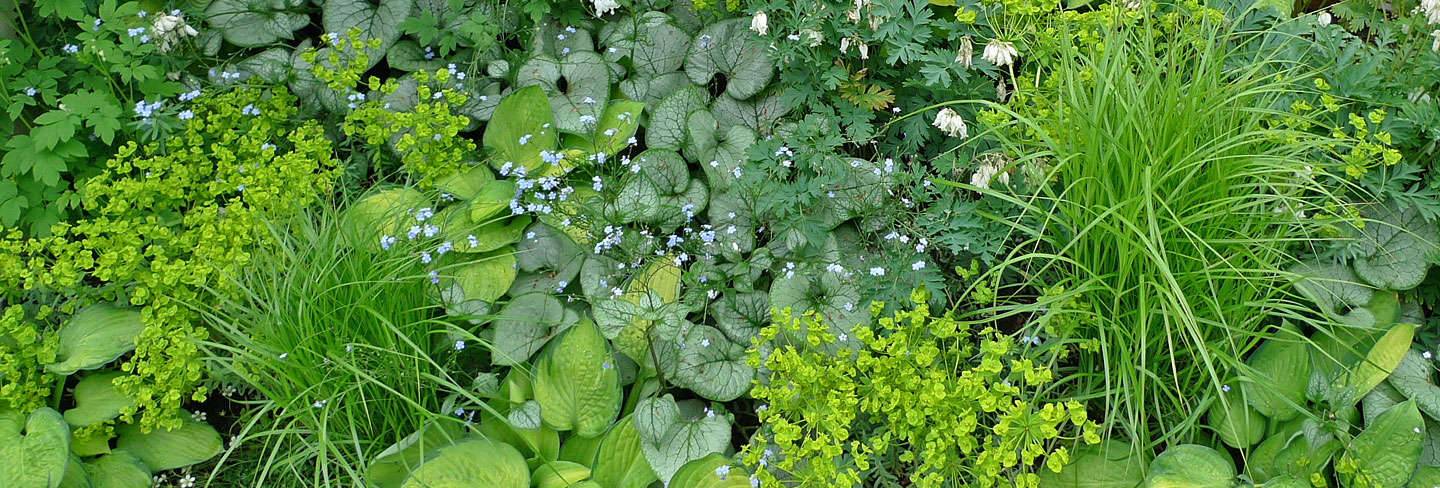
<box><xmin>1</xmin><ymin>0</ymin><xmax>1439</xmax><ymax>486</ymax></box>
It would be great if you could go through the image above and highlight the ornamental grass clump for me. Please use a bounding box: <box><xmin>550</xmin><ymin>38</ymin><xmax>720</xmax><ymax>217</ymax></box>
<box><xmin>745</xmin><ymin>288</ymin><xmax>1100</xmax><ymax>488</ymax></box>
<box><xmin>961</xmin><ymin>15</ymin><xmax>1352</xmax><ymax>450</ymax></box>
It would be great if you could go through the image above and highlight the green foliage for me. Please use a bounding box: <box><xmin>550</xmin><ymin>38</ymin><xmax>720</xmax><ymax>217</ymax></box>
<box><xmin>745</xmin><ymin>289</ymin><xmax>1101</xmax><ymax>488</ymax></box>
<box><xmin>1</xmin><ymin>84</ymin><xmax>340</xmax><ymax>432</ymax></box>
<box><xmin>0</xmin><ymin>1</ymin><xmax>199</xmax><ymax>235</ymax></box>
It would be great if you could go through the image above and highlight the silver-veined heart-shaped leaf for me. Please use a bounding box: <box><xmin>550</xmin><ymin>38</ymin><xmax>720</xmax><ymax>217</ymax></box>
<box><xmin>45</xmin><ymin>304</ymin><xmax>146</xmax><ymax>375</ymax></box>
<box><xmin>646</xmin><ymin>86</ymin><xmax>709</xmax><ymax>151</ymax></box>
<box><xmin>510</xmin><ymin>222</ymin><xmax>585</xmax><ymax>295</ymax></box>
<box><xmin>619</xmin><ymin>72</ymin><xmax>694</xmax><ymax>108</ymax></box>
<box><xmin>711</xmin><ymin>292</ymin><xmax>769</xmax><ymax>344</ymax></box>
<box><xmin>1351</xmin><ymin>200</ymin><xmax>1440</xmax><ymax>291</ymax></box>
<box><xmin>670</xmin><ymin>324</ymin><xmax>755</xmax><ymax>401</ymax></box>
<box><xmin>633</xmin><ymin>395</ymin><xmax>731</xmax><ymax>483</ymax></box>
<box><xmin>531</xmin><ymin>21</ymin><xmax>596</xmax><ymax>57</ymax></box>
<box><xmin>769</xmin><ymin>265</ymin><xmax>865</xmax><ymax>353</ymax></box>
<box><xmin>0</xmin><ymin>407</ymin><xmax>69</xmax><ymax>488</ymax></box>
<box><xmin>386</xmin><ymin>40</ymin><xmax>448</xmax><ymax>72</ymax></box>
<box><xmin>1290</xmin><ymin>261</ymin><xmax>1377</xmax><ymax>327</ymax></box>
<box><xmin>602</xmin><ymin>12</ymin><xmax>691</xmax><ymax>76</ymax></box>
<box><xmin>204</xmin><ymin>0</ymin><xmax>308</xmax><ymax>47</ymax></box>
<box><xmin>1388</xmin><ymin>349</ymin><xmax>1440</xmax><ymax>421</ymax></box>
<box><xmin>237</xmin><ymin>48</ymin><xmax>294</xmax><ymax>84</ymax></box>
<box><xmin>516</xmin><ymin>52</ymin><xmax>611</xmax><ymax>134</ymax></box>
<box><xmin>711</xmin><ymin>90</ymin><xmax>789</xmax><ymax>134</ymax></box>
<box><xmin>487</xmin><ymin>293</ymin><xmax>570</xmax><ymax>366</ymax></box>
<box><xmin>533</xmin><ymin>320</ymin><xmax>622</xmax><ymax>437</ymax></box>
<box><xmin>323</xmin><ymin>0</ymin><xmax>412</xmax><ymax>70</ymax></box>
<box><xmin>685</xmin><ymin>18</ymin><xmax>773</xmax><ymax>100</ymax></box>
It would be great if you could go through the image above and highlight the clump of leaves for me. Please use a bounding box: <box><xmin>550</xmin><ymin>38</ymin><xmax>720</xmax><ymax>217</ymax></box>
<box><xmin>745</xmin><ymin>288</ymin><xmax>1100</xmax><ymax>488</ymax></box>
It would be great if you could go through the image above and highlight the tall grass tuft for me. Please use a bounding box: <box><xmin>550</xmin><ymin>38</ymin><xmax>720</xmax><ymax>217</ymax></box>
<box><xmin>954</xmin><ymin>14</ymin><xmax>1350</xmax><ymax>451</ymax></box>
<box><xmin>195</xmin><ymin>208</ymin><xmax>489</xmax><ymax>486</ymax></box>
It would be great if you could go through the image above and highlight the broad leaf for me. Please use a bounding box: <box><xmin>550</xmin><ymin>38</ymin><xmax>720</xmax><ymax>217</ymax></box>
<box><xmin>711</xmin><ymin>90</ymin><xmax>789</xmax><ymax>134</ymax></box>
<box><xmin>401</xmin><ymin>438</ymin><xmax>530</xmax><ymax>488</ymax></box>
<box><xmin>63</xmin><ymin>371</ymin><xmax>134</xmax><ymax>428</ymax></box>
<box><xmin>633</xmin><ymin>395</ymin><xmax>730</xmax><ymax>483</ymax></box>
<box><xmin>711</xmin><ymin>291</ymin><xmax>769</xmax><ymax>344</ymax></box>
<box><xmin>483</xmin><ymin>85</ymin><xmax>557</xmax><ymax>172</ymax></box>
<box><xmin>685</xmin><ymin>18</ymin><xmax>774</xmax><ymax>100</ymax></box>
<box><xmin>1339</xmin><ymin>401</ymin><xmax>1423</xmax><ymax>488</ymax></box>
<box><xmin>115</xmin><ymin>415</ymin><xmax>222</xmax><ymax>471</ymax></box>
<box><xmin>45</xmin><ymin>304</ymin><xmax>146</xmax><ymax>375</ymax></box>
<box><xmin>669</xmin><ymin>454</ymin><xmax>752</xmax><ymax>487</ymax></box>
<box><xmin>1040</xmin><ymin>440</ymin><xmax>1146</xmax><ymax>488</ymax></box>
<box><xmin>590</xmin><ymin>100</ymin><xmax>646</xmax><ymax>157</ymax></box>
<box><xmin>1352</xmin><ymin>200</ymin><xmax>1440</xmax><ymax>291</ymax></box>
<box><xmin>85</xmin><ymin>449</ymin><xmax>151</xmax><ymax>488</ymax></box>
<box><xmin>1242</xmin><ymin>322</ymin><xmax>1310</xmax><ymax>421</ymax></box>
<box><xmin>342</xmin><ymin>186</ymin><xmax>431</xmax><ymax>252</ymax></box>
<box><xmin>487</xmin><ymin>293</ymin><xmax>568</xmax><ymax>366</ymax></box>
<box><xmin>591</xmin><ymin>416</ymin><xmax>657</xmax><ymax>488</ymax></box>
<box><xmin>769</xmin><ymin>265</ymin><xmax>865</xmax><ymax>352</ymax></box>
<box><xmin>509</xmin><ymin>223</ymin><xmax>585</xmax><ymax>296</ymax></box>
<box><xmin>1142</xmin><ymin>444</ymin><xmax>1235</xmax><ymax>488</ymax></box>
<box><xmin>0</xmin><ymin>407</ymin><xmax>70</xmax><ymax>488</ymax></box>
<box><xmin>619</xmin><ymin>72</ymin><xmax>693</xmax><ymax>107</ymax></box>
<box><xmin>533</xmin><ymin>320</ymin><xmax>622</xmax><ymax>437</ymax></box>
<box><xmin>646</xmin><ymin>86</ymin><xmax>709</xmax><ymax>151</ymax></box>
<box><xmin>670</xmin><ymin>325</ymin><xmax>755</xmax><ymax>401</ymax></box>
<box><xmin>366</xmin><ymin>423</ymin><xmax>464</xmax><ymax>488</ymax></box>
<box><xmin>1290</xmin><ymin>261</ymin><xmax>1377</xmax><ymax>327</ymax></box>
<box><xmin>1387</xmin><ymin>350</ymin><xmax>1440</xmax><ymax>422</ymax></box>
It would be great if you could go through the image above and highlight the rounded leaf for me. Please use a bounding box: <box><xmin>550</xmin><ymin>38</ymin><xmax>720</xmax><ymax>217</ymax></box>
<box><xmin>1143</xmin><ymin>444</ymin><xmax>1236</xmax><ymax>488</ymax></box>
<box><xmin>685</xmin><ymin>18</ymin><xmax>774</xmax><ymax>100</ymax></box>
<box><xmin>0</xmin><ymin>407</ymin><xmax>70</xmax><ymax>488</ymax></box>
<box><xmin>46</xmin><ymin>304</ymin><xmax>146</xmax><ymax>375</ymax></box>
<box><xmin>85</xmin><ymin>449</ymin><xmax>152</xmax><ymax>488</ymax></box>
<box><xmin>114</xmin><ymin>415</ymin><xmax>222</xmax><ymax>471</ymax></box>
<box><xmin>533</xmin><ymin>321</ymin><xmax>623</xmax><ymax>437</ymax></box>
<box><xmin>401</xmin><ymin>438</ymin><xmax>529</xmax><ymax>488</ymax></box>
<box><xmin>63</xmin><ymin>371</ymin><xmax>134</xmax><ymax>428</ymax></box>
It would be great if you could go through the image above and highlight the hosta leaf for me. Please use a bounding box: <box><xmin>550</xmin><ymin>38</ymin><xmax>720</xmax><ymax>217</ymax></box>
<box><xmin>685</xmin><ymin>18</ymin><xmax>774</xmax><ymax>100</ymax></box>
<box><xmin>670</xmin><ymin>324</ymin><xmax>755</xmax><ymax>401</ymax></box>
<box><xmin>204</xmin><ymin>0</ymin><xmax>308</xmax><ymax>47</ymax></box>
<box><xmin>322</xmin><ymin>0</ymin><xmax>412</xmax><ymax>70</ymax></box>
<box><xmin>591</xmin><ymin>416</ymin><xmax>657</xmax><ymax>488</ymax></box>
<box><xmin>1143</xmin><ymin>444</ymin><xmax>1235</xmax><ymax>488</ymax></box>
<box><xmin>510</xmin><ymin>223</ymin><xmax>585</xmax><ymax>296</ymax></box>
<box><xmin>84</xmin><ymin>449</ymin><xmax>151</xmax><ymax>488</ymax></box>
<box><xmin>1352</xmin><ymin>200</ymin><xmax>1440</xmax><ymax>291</ymax></box>
<box><xmin>1290</xmin><ymin>261</ymin><xmax>1377</xmax><ymax>327</ymax></box>
<box><xmin>45</xmin><ymin>304</ymin><xmax>146</xmax><ymax>375</ymax></box>
<box><xmin>443</xmin><ymin>247</ymin><xmax>517</xmax><ymax>306</ymax></box>
<box><xmin>516</xmin><ymin>52</ymin><xmax>610</xmax><ymax>134</ymax></box>
<box><xmin>1339</xmin><ymin>401</ymin><xmax>1423</xmax><ymax>488</ymax></box>
<box><xmin>591</xmin><ymin>100</ymin><xmax>647</xmax><ymax>157</ymax></box>
<box><xmin>447</xmin><ymin>211</ymin><xmax>531</xmax><ymax>255</ymax></box>
<box><xmin>469</xmin><ymin>179</ymin><xmax>518</xmax><ymax>225</ymax></box>
<box><xmin>603</xmin><ymin>12</ymin><xmax>691</xmax><ymax>76</ymax></box>
<box><xmin>769</xmin><ymin>265</ymin><xmax>865</xmax><ymax>352</ymax></box>
<box><xmin>1039</xmin><ymin>440</ymin><xmax>1146</xmax><ymax>488</ymax></box>
<box><xmin>533</xmin><ymin>320</ymin><xmax>622</xmax><ymax>437</ymax></box>
<box><xmin>477</xmin><ymin>416</ymin><xmax>560</xmax><ymax>462</ymax></box>
<box><xmin>115</xmin><ymin>415</ymin><xmax>221</xmax><ymax>471</ymax></box>
<box><xmin>488</xmin><ymin>293</ymin><xmax>568</xmax><ymax>366</ymax></box>
<box><xmin>401</xmin><ymin>438</ymin><xmax>529</xmax><ymax>488</ymax></box>
<box><xmin>342</xmin><ymin>186</ymin><xmax>431</xmax><ymax>252</ymax></box>
<box><xmin>63</xmin><ymin>371</ymin><xmax>133</xmax><ymax>428</ymax></box>
<box><xmin>1409</xmin><ymin>466</ymin><xmax>1440</xmax><ymax>488</ymax></box>
<box><xmin>633</xmin><ymin>395</ymin><xmax>730</xmax><ymax>483</ymax></box>
<box><xmin>1337</xmin><ymin>322</ymin><xmax>1415</xmax><ymax>402</ymax></box>
<box><xmin>1242</xmin><ymin>322</ymin><xmax>1310</xmax><ymax>421</ymax></box>
<box><xmin>710</xmin><ymin>91</ymin><xmax>790</xmax><ymax>134</ymax></box>
<box><xmin>1208</xmin><ymin>390</ymin><xmax>1266</xmax><ymax>448</ymax></box>
<box><xmin>646</xmin><ymin>86</ymin><xmax>709</xmax><ymax>151</ymax></box>
<box><xmin>484</xmin><ymin>85</ymin><xmax>557</xmax><ymax>172</ymax></box>
<box><xmin>435</xmin><ymin>165</ymin><xmax>495</xmax><ymax>202</ymax></box>
<box><xmin>711</xmin><ymin>292</ymin><xmax>769</xmax><ymax>344</ymax></box>
<box><xmin>532</xmin><ymin>460</ymin><xmax>592</xmax><ymax>488</ymax></box>
<box><xmin>0</xmin><ymin>407</ymin><xmax>69</xmax><ymax>488</ymax></box>
<box><xmin>366</xmin><ymin>423</ymin><xmax>464</xmax><ymax>488</ymax></box>
<box><xmin>669</xmin><ymin>454</ymin><xmax>751</xmax><ymax>487</ymax></box>
<box><xmin>1388</xmin><ymin>350</ymin><xmax>1440</xmax><ymax>421</ymax></box>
